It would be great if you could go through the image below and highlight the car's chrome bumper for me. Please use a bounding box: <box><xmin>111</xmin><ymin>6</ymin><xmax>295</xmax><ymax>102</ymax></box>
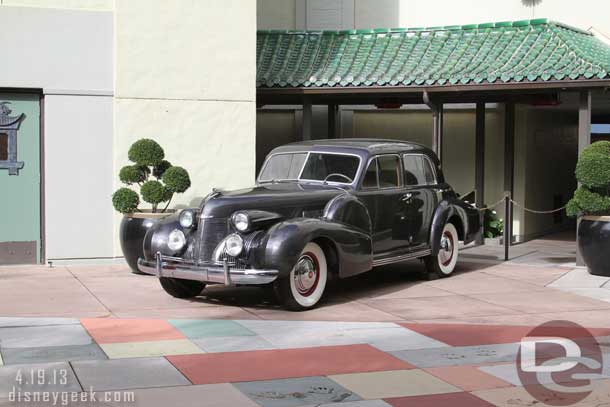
<box><xmin>137</xmin><ymin>252</ymin><xmax>278</xmax><ymax>286</ymax></box>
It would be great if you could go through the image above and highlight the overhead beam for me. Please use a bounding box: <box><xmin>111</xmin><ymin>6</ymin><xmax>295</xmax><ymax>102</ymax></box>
<box><xmin>577</xmin><ymin>90</ymin><xmax>592</xmax><ymax>266</ymax></box>
<box><xmin>475</xmin><ymin>102</ymin><xmax>486</xmax><ymax>245</ymax></box>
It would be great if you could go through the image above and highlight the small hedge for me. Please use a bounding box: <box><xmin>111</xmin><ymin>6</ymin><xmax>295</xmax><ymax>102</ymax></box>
<box><xmin>112</xmin><ymin>139</ymin><xmax>191</xmax><ymax>214</ymax></box>
<box><xmin>567</xmin><ymin>141</ymin><xmax>610</xmax><ymax>217</ymax></box>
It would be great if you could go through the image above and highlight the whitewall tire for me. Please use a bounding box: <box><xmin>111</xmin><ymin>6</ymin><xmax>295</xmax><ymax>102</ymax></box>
<box><xmin>276</xmin><ymin>242</ymin><xmax>328</xmax><ymax>311</ymax></box>
<box><xmin>424</xmin><ymin>223</ymin><xmax>459</xmax><ymax>278</ymax></box>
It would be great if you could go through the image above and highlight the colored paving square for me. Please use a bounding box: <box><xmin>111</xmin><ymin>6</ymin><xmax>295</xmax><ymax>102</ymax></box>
<box><xmin>424</xmin><ymin>366</ymin><xmax>513</xmax><ymax>391</ymax></box>
<box><xmin>123</xmin><ymin>383</ymin><xmax>260</xmax><ymax>407</ymax></box>
<box><xmin>168</xmin><ymin>344</ymin><xmax>413</xmax><ymax>385</ymax></box>
<box><xmin>100</xmin><ymin>339</ymin><xmax>204</xmax><ymax>359</ymax></box>
<box><xmin>384</xmin><ymin>392</ymin><xmax>495</xmax><ymax>407</ymax></box>
<box><xmin>234</xmin><ymin>376</ymin><xmax>361</xmax><ymax>407</ymax></box>
<box><xmin>169</xmin><ymin>319</ymin><xmax>256</xmax><ymax>338</ymax></box>
<box><xmin>1</xmin><ymin>344</ymin><xmax>107</xmax><ymax>365</ymax></box>
<box><xmin>317</xmin><ymin>401</ymin><xmax>392</xmax><ymax>407</ymax></box>
<box><xmin>390</xmin><ymin>343</ymin><xmax>520</xmax><ymax>368</ymax></box>
<box><xmin>471</xmin><ymin>383</ymin><xmax>610</xmax><ymax>407</ymax></box>
<box><xmin>478</xmin><ymin>362</ymin><xmax>610</xmax><ymax>387</ymax></box>
<box><xmin>0</xmin><ymin>324</ymin><xmax>92</xmax><ymax>348</ymax></box>
<box><xmin>328</xmin><ymin>369</ymin><xmax>460</xmax><ymax>399</ymax></box>
<box><xmin>399</xmin><ymin>323</ymin><xmax>610</xmax><ymax>347</ymax></box>
<box><xmin>193</xmin><ymin>335</ymin><xmax>276</xmax><ymax>353</ymax></box>
<box><xmin>0</xmin><ymin>362</ymin><xmax>81</xmax><ymax>398</ymax></box>
<box><xmin>72</xmin><ymin>357</ymin><xmax>190</xmax><ymax>391</ymax></box>
<box><xmin>80</xmin><ymin>318</ymin><xmax>184</xmax><ymax>344</ymax></box>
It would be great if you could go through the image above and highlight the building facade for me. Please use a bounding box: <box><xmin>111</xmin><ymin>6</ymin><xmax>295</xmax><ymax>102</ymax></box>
<box><xmin>0</xmin><ymin>0</ymin><xmax>256</xmax><ymax>263</ymax></box>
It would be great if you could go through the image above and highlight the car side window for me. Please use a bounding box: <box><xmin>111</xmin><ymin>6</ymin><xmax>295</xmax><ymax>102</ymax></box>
<box><xmin>403</xmin><ymin>155</ymin><xmax>430</xmax><ymax>186</ymax></box>
<box><xmin>422</xmin><ymin>156</ymin><xmax>437</xmax><ymax>185</ymax></box>
<box><xmin>378</xmin><ymin>155</ymin><xmax>401</xmax><ymax>188</ymax></box>
<box><xmin>362</xmin><ymin>158</ymin><xmax>378</xmax><ymax>189</ymax></box>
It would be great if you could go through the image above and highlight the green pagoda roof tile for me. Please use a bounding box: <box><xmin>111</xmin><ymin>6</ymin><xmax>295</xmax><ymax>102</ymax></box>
<box><xmin>257</xmin><ymin>19</ymin><xmax>610</xmax><ymax>88</ymax></box>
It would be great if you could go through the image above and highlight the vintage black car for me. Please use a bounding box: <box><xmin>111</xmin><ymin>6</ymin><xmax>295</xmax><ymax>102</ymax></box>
<box><xmin>138</xmin><ymin>139</ymin><xmax>480</xmax><ymax>310</ymax></box>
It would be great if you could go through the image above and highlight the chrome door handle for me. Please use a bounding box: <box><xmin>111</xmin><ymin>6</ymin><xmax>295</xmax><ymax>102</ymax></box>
<box><xmin>401</xmin><ymin>193</ymin><xmax>413</xmax><ymax>202</ymax></box>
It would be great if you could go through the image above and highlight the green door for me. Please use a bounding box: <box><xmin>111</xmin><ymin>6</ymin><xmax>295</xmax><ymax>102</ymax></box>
<box><xmin>0</xmin><ymin>93</ymin><xmax>41</xmax><ymax>264</ymax></box>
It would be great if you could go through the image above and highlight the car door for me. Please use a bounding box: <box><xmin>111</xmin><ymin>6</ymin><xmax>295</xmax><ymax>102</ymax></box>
<box><xmin>357</xmin><ymin>154</ymin><xmax>410</xmax><ymax>254</ymax></box>
<box><xmin>402</xmin><ymin>154</ymin><xmax>439</xmax><ymax>248</ymax></box>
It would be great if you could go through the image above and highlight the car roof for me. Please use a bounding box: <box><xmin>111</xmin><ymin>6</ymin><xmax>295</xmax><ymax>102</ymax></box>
<box><xmin>271</xmin><ymin>138</ymin><xmax>433</xmax><ymax>155</ymax></box>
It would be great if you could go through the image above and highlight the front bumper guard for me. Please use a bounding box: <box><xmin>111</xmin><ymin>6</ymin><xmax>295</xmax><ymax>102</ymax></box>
<box><xmin>137</xmin><ymin>252</ymin><xmax>278</xmax><ymax>286</ymax></box>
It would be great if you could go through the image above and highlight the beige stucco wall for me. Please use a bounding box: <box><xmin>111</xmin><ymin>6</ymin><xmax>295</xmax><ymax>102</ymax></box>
<box><xmin>0</xmin><ymin>0</ymin><xmax>112</xmax><ymax>10</ymax></box>
<box><xmin>114</xmin><ymin>0</ymin><xmax>256</xmax><ymax>255</ymax></box>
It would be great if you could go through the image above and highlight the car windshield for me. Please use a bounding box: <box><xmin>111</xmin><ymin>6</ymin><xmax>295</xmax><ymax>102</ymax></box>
<box><xmin>259</xmin><ymin>152</ymin><xmax>360</xmax><ymax>184</ymax></box>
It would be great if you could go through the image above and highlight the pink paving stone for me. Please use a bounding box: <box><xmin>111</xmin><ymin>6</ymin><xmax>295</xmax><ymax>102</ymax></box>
<box><xmin>80</xmin><ymin>318</ymin><xmax>185</xmax><ymax>344</ymax></box>
<box><xmin>384</xmin><ymin>392</ymin><xmax>495</xmax><ymax>407</ymax></box>
<box><xmin>424</xmin><ymin>366</ymin><xmax>513</xmax><ymax>392</ymax></box>
<box><xmin>167</xmin><ymin>344</ymin><xmax>414</xmax><ymax>384</ymax></box>
<box><xmin>399</xmin><ymin>323</ymin><xmax>610</xmax><ymax>346</ymax></box>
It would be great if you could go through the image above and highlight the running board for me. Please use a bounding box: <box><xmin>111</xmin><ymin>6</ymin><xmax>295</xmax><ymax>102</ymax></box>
<box><xmin>372</xmin><ymin>249</ymin><xmax>432</xmax><ymax>267</ymax></box>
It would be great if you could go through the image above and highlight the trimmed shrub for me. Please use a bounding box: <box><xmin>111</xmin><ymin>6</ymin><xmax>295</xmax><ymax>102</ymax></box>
<box><xmin>140</xmin><ymin>180</ymin><xmax>168</xmax><ymax>205</ymax></box>
<box><xmin>128</xmin><ymin>139</ymin><xmax>164</xmax><ymax>167</ymax></box>
<box><xmin>575</xmin><ymin>152</ymin><xmax>610</xmax><ymax>189</ymax></box>
<box><xmin>112</xmin><ymin>188</ymin><xmax>140</xmax><ymax>214</ymax></box>
<box><xmin>567</xmin><ymin>186</ymin><xmax>610</xmax><ymax>217</ymax></box>
<box><xmin>113</xmin><ymin>139</ymin><xmax>191</xmax><ymax>213</ymax></box>
<box><xmin>153</xmin><ymin>160</ymin><xmax>172</xmax><ymax>179</ymax></box>
<box><xmin>582</xmin><ymin>140</ymin><xmax>610</xmax><ymax>156</ymax></box>
<box><xmin>119</xmin><ymin>165</ymin><xmax>147</xmax><ymax>185</ymax></box>
<box><xmin>162</xmin><ymin>166</ymin><xmax>191</xmax><ymax>193</ymax></box>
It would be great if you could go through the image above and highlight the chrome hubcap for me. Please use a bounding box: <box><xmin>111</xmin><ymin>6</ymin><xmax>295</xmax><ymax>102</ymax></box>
<box><xmin>439</xmin><ymin>232</ymin><xmax>454</xmax><ymax>266</ymax></box>
<box><xmin>293</xmin><ymin>254</ymin><xmax>319</xmax><ymax>297</ymax></box>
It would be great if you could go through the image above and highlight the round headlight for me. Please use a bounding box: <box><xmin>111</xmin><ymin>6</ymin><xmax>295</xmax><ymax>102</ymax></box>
<box><xmin>225</xmin><ymin>234</ymin><xmax>244</xmax><ymax>257</ymax></box>
<box><xmin>179</xmin><ymin>210</ymin><xmax>195</xmax><ymax>228</ymax></box>
<box><xmin>167</xmin><ymin>229</ymin><xmax>186</xmax><ymax>252</ymax></box>
<box><xmin>232</xmin><ymin>212</ymin><xmax>250</xmax><ymax>232</ymax></box>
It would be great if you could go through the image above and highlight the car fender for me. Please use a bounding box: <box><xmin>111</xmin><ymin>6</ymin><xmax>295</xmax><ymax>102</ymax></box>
<box><xmin>429</xmin><ymin>198</ymin><xmax>471</xmax><ymax>255</ymax></box>
<box><xmin>260</xmin><ymin>217</ymin><xmax>373</xmax><ymax>278</ymax></box>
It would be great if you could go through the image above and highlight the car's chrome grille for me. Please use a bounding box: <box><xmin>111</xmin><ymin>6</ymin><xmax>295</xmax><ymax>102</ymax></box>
<box><xmin>197</xmin><ymin>218</ymin><xmax>229</xmax><ymax>263</ymax></box>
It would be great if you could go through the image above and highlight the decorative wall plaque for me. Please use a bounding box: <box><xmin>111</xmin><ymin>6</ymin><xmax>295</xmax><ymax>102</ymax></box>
<box><xmin>0</xmin><ymin>102</ymin><xmax>25</xmax><ymax>175</ymax></box>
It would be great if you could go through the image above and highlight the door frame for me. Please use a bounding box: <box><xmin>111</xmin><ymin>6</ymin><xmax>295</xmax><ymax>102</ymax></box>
<box><xmin>0</xmin><ymin>88</ymin><xmax>45</xmax><ymax>264</ymax></box>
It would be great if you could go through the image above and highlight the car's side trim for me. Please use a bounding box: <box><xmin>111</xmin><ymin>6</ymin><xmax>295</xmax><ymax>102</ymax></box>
<box><xmin>372</xmin><ymin>249</ymin><xmax>432</xmax><ymax>267</ymax></box>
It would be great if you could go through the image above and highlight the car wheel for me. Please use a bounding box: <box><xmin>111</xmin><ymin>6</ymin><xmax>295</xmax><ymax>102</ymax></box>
<box><xmin>424</xmin><ymin>223</ymin><xmax>459</xmax><ymax>279</ymax></box>
<box><xmin>159</xmin><ymin>277</ymin><xmax>205</xmax><ymax>299</ymax></box>
<box><xmin>275</xmin><ymin>242</ymin><xmax>328</xmax><ymax>311</ymax></box>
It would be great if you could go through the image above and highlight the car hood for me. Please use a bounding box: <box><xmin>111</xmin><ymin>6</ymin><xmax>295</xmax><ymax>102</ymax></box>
<box><xmin>200</xmin><ymin>182</ymin><xmax>347</xmax><ymax>219</ymax></box>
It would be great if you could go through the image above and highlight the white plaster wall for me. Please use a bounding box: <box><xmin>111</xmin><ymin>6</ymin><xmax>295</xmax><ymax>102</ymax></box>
<box><xmin>258</xmin><ymin>0</ymin><xmax>610</xmax><ymax>35</ymax></box>
<box><xmin>114</xmin><ymin>0</ymin><xmax>257</xmax><ymax>256</ymax></box>
<box><xmin>44</xmin><ymin>95</ymin><xmax>114</xmax><ymax>259</ymax></box>
<box><xmin>0</xmin><ymin>0</ymin><xmax>112</xmax><ymax>10</ymax></box>
<box><xmin>0</xmin><ymin>6</ymin><xmax>113</xmax><ymax>92</ymax></box>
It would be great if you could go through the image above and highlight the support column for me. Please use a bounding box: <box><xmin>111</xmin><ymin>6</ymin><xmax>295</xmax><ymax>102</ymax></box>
<box><xmin>475</xmin><ymin>102</ymin><xmax>486</xmax><ymax>245</ymax></box>
<box><xmin>504</xmin><ymin>102</ymin><xmax>515</xmax><ymax>260</ymax></box>
<box><xmin>302</xmin><ymin>96</ymin><xmax>312</xmax><ymax>141</ymax></box>
<box><xmin>432</xmin><ymin>104</ymin><xmax>444</xmax><ymax>162</ymax></box>
<box><xmin>577</xmin><ymin>90</ymin><xmax>592</xmax><ymax>266</ymax></box>
<box><xmin>328</xmin><ymin>104</ymin><xmax>340</xmax><ymax>138</ymax></box>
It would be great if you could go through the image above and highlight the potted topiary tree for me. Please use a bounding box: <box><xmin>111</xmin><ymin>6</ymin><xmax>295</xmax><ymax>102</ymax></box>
<box><xmin>567</xmin><ymin>141</ymin><xmax>610</xmax><ymax>276</ymax></box>
<box><xmin>113</xmin><ymin>139</ymin><xmax>191</xmax><ymax>274</ymax></box>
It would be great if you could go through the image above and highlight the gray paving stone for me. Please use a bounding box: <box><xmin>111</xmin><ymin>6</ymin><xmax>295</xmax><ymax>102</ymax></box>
<box><xmin>0</xmin><ymin>325</ymin><xmax>92</xmax><ymax>349</ymax></box>
<box><xmin>234</xmin><ymin>376</ymin><xmax>360</xmax><ymax>407</ymax></box>
<box><xmin>71</xmin><ymin>357</ymin><xmax>190</xmax><ymax>391</ymax></box>
<box><xmin>0</xmin><ymin>318</ymin><xmax>80</xmax><ymax>328</ymax></box>
<box><xmin>318</xmin><ymin>401</ymin><xmax>392</xmax><ymax>407</ymax></box>
<box><xmin>390</xmin><ymin>342</ymin><xmax>521</xmax><ymax>368</ymax></box>
<box><xmin>479</xmin><ymin>361</ymin><xmax>610</xmax><ymax>387</ymax></box>
<box><xmin>193</xmin><ymin>335</ymin><xmax>277</xmax><ymax>353</ymax></box>
<box><xmin>0</xmin><ymin>362</ymin><xmax>81</xmax><ymax>398</ymax></box>
<box><xmin>344</xmin><ymin>327</ymin><xmax>448</xmax><ymax>352</ymax></box>
<box><xmin>1</xmin><ymin>344</ymin><xmax>107</xmax><ymax>365</ymax></box>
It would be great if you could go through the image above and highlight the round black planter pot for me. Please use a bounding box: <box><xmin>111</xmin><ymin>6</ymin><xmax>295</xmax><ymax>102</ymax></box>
<box><xmin>119</xmin><ymin>212</ymin><xmax>171</xmax><ymax>275</ymax></box>
<box><xmin>578</xmin><ymin>216</ymin><xmax>610</xmax><ymax>277</ymax></box>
